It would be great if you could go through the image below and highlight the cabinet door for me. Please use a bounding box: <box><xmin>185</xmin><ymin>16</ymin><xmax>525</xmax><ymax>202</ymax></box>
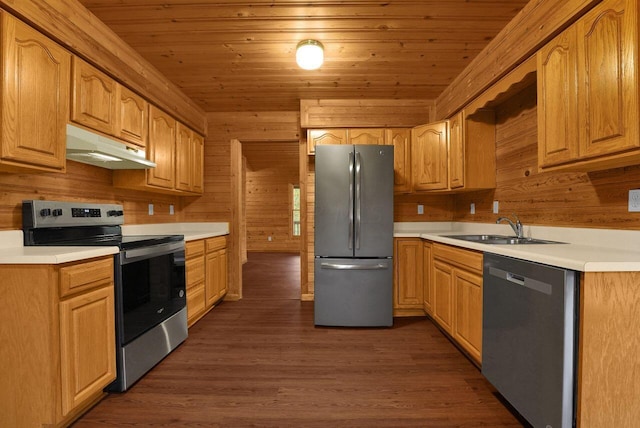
<box><xmin>205</xmin><ymin>250</ymin><xmax>220</xmax><ymax>308</ymax></box>
<box><xmin>385</xmin><ymin>129</ymin><xmax>412</xmax><ymax>194</ymax></box>
<box><xmin>432</xmin><ymin>260</ymin><xmax>454</xmax><ymax>334</ymax></box>
<box><xmin>71</xmin><ymin>58</ymin><xmax>118</xmax><ymax>136</ymax></box>
<box><xmin>448</xmin><ymin>111</ymin><xmax>464</xmax><ymax>189</ymax></box>
<box><xmin>147</xmin><ymin>106</ymin><xmax>176</xmax><ymax>189</ymax></box>
<box><xmin>576</xmin><ymin>0</ymin><xmax>639</xmax><ymax>158</ymax></box>
<box><xmin>1</xmin><ymin>14</ymin><xmax>70</xmax><ymax>172</ymax></box>
<box><xmin>175</xmin><ymin>123</ymin><xmax>192</xmax><ymax>192</ymax></box>
<box><xmin>191</xmin><ymin>132</ymin><xmax>204</xmax><ymax>194</ymax></box>
<box><xmin>348</xmin><ymin>128</ymin><xmax>385</xmax><ymax>145</ymax></box>
<box><xmin>422</xmin><ymin>241</ymin><xmax>433</xmax><ymax>315</ymax></box>
<box><xmin>118</xmin><ymin>86</ymin><xmax>148</xmax><ymax>147</ymax></box>
<box><xmin>394</xmin><ymin>238</ymin><xmax>423</xmax><ymax>309</ymax></box>
<box><xmin>59</xmin><ymin>286</ymin><xmax>116</xmax><ymax>416</ymax></box>
<box><xmin>218</xmin><ymin>248</ymin><xmax>228</xmax><ymax>297</ymax></box>
<box><xmin>411</xmin><ymin>121</ymin><xmax>448</xmax><ymax>191</ymax></box>
<box><xmin>537</xmin><ymin>27</ymin><xmax>579</xmax><ymax>168</ymax></box>
<box><xmin>186</xmin><ymin>282</ymin><xmax>206</xmax><ymax>327</ymax></box>
<box><xmin>453</xmin><ymin>268</ymin><xmax>483</xmax><ymax>363</ymax></box>
<box><xmin>307</xmin><ymin>129</ymin><xmax>347</xmax><ymax>155</ymax></box>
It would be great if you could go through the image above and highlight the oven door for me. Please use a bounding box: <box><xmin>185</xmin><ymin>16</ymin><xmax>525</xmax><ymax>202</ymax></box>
<box><xmin>116</xmin><ymin>240</ymin><xmax>186</xmax><ymax>345</ymax></box>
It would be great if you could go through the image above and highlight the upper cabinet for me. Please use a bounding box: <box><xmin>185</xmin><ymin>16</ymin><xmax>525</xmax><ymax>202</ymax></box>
<box><xmin>72</xmin><ymin>58</ymin><xmax>149</xmax><ymax>149</ymax></box>
<box><xmin>348</xmin><ymin>128</ymin><xmax>385</xmax><ymax>145</ymax></box>
<box><xmin>118</xmin><ymin>86</ymin><xmax>148</xmax><ymax>148</ymax></box>
<box><xmin>0</xmin><ymin>13</ymin><xmax>70</xmax><ymax>173</ymax></box>
<box><xmin>71</xmin><ymin>58</ymin><xmax>118</xmax><ymax>136</ymax></box>
<box><xmin>385</xmin><ymin>128</ymin><xmax>412</xmax><ymax>194</ymax></box>
<box><xmin>449</xmin><ymin>109</ymin><xmax>496</xmax><ymax>191</ymax></box>
<box><xmin>307</xmin><ymin>129</ymin><xmax>347</xmax><ymax>155</ymax></box>
<box><xmin>411</xmin><ymin>121</ymin><xmax>448</xmax><ymax>191</ymax></box>
<box><xmin>176</xmin><ymin>122</ymin><xmax>204</xmax><ymax>193</ymax></box>
<box><xmin>114</xmin><ymin>106</ymin><xmax>204</xmax><ymax>195</ymax></box>
<box><xmin>538</xmin><ymin>0</ymin><xmax>638</xmax><ymax>172</ymax></box>
<box><xmin>410</xmin><ymin>112</ymin><xmax>495</xmax><ymax>193</ymax></box>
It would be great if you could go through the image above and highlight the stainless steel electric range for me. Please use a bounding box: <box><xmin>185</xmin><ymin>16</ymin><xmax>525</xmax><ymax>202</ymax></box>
<box><xmin>22</xmin><ymin>199</ymin><xmax>188</xmax><ymax>392</ymax></box>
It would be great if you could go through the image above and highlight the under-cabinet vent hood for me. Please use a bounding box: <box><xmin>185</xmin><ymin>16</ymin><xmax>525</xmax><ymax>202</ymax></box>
<box><xmin>66</xmin><ymin>124</ymin><xmax>156</xmax><ymax>170</ymax></box>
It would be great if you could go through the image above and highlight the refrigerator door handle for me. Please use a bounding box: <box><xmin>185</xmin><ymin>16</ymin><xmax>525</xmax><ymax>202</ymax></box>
<box><xmin>355</xmin><ymin>151</ymin><xmax>362</xmax><ymax>250</ymax></box>
<box><xmin>348</xmin><ymin>152</ymin><xmax>354</xmax><ymax>250</ymax></box>
<box><xmin>320</xmin><ymin>262</ymin><xmax>390</xmax><ymax>270</ymax></box>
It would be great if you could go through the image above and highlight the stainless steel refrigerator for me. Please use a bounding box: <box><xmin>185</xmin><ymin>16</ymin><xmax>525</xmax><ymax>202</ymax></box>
<box><xmin>314</xmin><ymin>144</ymin><xmax>394</xmax><ymax>327</ymax></box>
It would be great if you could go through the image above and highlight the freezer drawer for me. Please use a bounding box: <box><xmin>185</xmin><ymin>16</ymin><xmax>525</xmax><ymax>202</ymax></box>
<box><xmin>314</xmin><ymin>258</ymin><xmax>393</xmax><ymax>327</ymax></box>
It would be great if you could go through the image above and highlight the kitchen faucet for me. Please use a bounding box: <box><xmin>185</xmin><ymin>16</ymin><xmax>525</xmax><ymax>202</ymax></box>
<box><xmin>496</xmin><ymin>214</ymin><xmax>523</xmax><ymax>238</ymax></box>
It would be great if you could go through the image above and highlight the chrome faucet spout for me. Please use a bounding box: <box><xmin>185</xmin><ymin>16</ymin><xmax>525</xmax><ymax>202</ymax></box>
<box><xmin>496</xmin><ymin>214</ymin><xmax>524</xmax><ymax>238</ymax></box>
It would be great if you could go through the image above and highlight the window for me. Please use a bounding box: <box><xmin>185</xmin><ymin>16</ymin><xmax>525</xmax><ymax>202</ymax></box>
<box><xmin>291</xmin><ymin>184</ymin><xmax>301</xmax><ymax>236</ymax></box>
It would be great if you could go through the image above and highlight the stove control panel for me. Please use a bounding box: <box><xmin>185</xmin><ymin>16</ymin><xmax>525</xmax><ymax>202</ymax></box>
<box><xmin>22</xmin><ymin>200</ymin><xmax>125</xmax><ymax>228</ymax></box>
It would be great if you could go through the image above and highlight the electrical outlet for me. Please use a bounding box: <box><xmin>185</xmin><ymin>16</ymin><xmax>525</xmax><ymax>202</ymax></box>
<box><xmin>492</xmin><ymin>200</ymin><xmax>499</xmax><ymax>214</ymax></box>
<box><xmin>148</xmin><ymin>203</ymin><xmax>154</xmax><ymax>215</ymax></box>
<box><xmin>169</xmin><ymin>204</ymin><xmax>174</xmax><ymax>215</ymax></box>
<box><xmin>417</xmin><ymin>204</ymin><xmax>424</xmax><ymax>215</ymax></box>
<box><xmin>629</xmin><ymin>190</ymin><xmax>640</xmax><ymax>212</ymax></box>
<box><xmin>268</xmin><ymin>236</ymin><xmax>272</xmax><ymax>241</ymax></box>
<box><xmin>470</xmin><ymin>203</ymin><xmax>475</xmax><ymax>214</ymax></box>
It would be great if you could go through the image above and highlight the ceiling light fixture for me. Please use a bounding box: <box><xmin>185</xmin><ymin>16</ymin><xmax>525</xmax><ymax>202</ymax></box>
<box><xmin>296</xmin><ymin>40</ymin><xmax>324</xmax><ymax>70</ymax></box>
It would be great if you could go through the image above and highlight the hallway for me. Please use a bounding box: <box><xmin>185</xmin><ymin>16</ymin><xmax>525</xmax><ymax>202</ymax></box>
<box><xmin>75</xmin><ymin>252</ymin><xmax>523</xmax><ymax>427</ymax></box>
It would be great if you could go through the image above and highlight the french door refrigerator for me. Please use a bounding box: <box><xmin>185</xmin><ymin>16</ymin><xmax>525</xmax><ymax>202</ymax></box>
<box><xmin>314</xmin><ymin>144</ymin><xmax>394</xmax><ymax>327</ymax></box>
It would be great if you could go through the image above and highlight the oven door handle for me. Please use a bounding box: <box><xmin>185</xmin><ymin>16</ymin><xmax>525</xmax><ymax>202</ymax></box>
<box><xmin>121</xmin><ymin>241</ymin><xmax>184</xmax><ymax>264</ymax></box>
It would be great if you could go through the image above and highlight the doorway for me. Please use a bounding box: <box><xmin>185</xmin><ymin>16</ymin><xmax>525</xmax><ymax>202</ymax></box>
<box><xmin>230</xmin><ymin>139</ymin><xmax>301</xmax><ymax>299</ymax></box>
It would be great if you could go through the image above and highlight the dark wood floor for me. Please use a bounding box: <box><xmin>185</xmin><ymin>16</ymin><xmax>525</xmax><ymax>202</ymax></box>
<box><xmin>75</xmin><ymin>252</ymin><xmax>523</xmax><ymax>427</ymax></box>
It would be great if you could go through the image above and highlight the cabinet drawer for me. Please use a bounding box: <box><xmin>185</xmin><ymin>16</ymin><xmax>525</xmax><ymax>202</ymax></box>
<box><xmin>206</xmin><ymin>236</ymin><xmax>227</xmax><ymax>252</ymax></box>
<box><xmin>59</xmin><ymin>258</ymin><xmax>113</xmax><ymax>298</ymax></box>
<box><xmin>186</xmin><ymin>256</ymin><xmax>205</xmax><ymax>285</ymax></box>
<box><xmin>186</xmin><ymin>239</ymin><xmax>205</xmax><ymax>258</ymax></box>
<box><xmin>186</xmin><ymin>281</ymin><xmax>206</xmax><ymax>326</ymax></box>
<box><xmin>433</xmin><ymin>243</ymin><xmax>482</xmax><ymax>272</ymax></box>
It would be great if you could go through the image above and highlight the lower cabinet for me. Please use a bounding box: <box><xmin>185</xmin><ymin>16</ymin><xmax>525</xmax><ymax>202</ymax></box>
<box><xmin>393</xmin><ymin>238</ymin><xmax>424</xmax><ymax>316</ymax></box>
<box><xmin>206</xmin><ymin>236</ymin><xmax>228</xmax><ymax>307</ymax></box>
<box><xmin>185</xmin><ymin>239</ymin><xmax>206</xmax><ymax>326</ymax></box>
<box><xmin>185</xmin><ymin>235</ymin><xmax>228</xmax><ymax>327</ymax></box>
<box><xmin>432</xmin><ymin>243</ymin><xmax>483</xmax><ymax>363</ymax></box>
<box><xmin>0</xmin><ymin>257</ymin><xmax>116</xmax><ymax>427</ymax></box>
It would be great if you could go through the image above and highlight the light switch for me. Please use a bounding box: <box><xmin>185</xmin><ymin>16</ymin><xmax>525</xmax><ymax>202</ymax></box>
<box><xmin>148</xmin><ymin>204</ymin><xmax>154</xmax><ymax>215</ymax></box>
<box><xmin>492</xmin><ymin>201</ymin><xmax>499</xmax><ymax>214</ymax></box>
<box><xmin>470</xmin><ymin>203</ymin><xmax>475</xmax><ymax>214</ymax></box>
<box><xmin>169</xmin><ymin>204</ymin><xmax>175</xmax><ymax>215</ymax></box>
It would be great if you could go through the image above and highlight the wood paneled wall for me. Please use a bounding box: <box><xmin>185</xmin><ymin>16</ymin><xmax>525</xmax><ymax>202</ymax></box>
<box><xmin>243</xmin><ymin>142</ymin><xmax>300</xmax><ymax>252</ymax></box>
<box><xmin>453</xmin><ymin>84</ymin><xmax>640</xmax><ymax>229</ymax></box>
<box><xmin>0</xmin><ymin>161</ymin><xmax>182</xmax><ymax>230</ymax></box>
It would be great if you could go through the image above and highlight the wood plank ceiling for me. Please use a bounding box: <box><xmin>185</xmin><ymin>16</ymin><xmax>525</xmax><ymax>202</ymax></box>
<box><xmin>78</xmin><ymin>0</ymin><xmax>529</xmax><ymax>112</ymax></box>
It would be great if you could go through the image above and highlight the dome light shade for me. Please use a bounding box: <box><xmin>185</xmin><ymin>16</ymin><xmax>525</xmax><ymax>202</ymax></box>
<box><xmin>296</xmin><ymin>40</ymin><xmax>324</xmax><ymax>70</ymax></box>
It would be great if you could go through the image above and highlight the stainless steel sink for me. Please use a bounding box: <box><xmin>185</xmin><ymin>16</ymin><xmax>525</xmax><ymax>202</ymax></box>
<box><xmin>442</xmin><ymin>234</ymin><xmax>565</xmax><ymax>245</ymax></box>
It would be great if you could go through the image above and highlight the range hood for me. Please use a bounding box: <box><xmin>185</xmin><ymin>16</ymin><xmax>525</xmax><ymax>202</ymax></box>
<box><xmin>66</xmin><ymin>124</ymin><xmax>156</xmax><ymax>170</ymax></box>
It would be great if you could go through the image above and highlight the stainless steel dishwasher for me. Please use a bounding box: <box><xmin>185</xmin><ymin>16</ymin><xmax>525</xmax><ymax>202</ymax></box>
<box><xmin>482</xmin><ymin>253</ymin><xmax>578</xmax><ymax>428</ymax></box>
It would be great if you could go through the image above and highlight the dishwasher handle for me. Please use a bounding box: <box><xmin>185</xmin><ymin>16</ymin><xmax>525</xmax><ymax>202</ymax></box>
<box><xmin>488</xmin><ymin>266</ymin><xmax>552</xmax><ymax>295</ymax></box>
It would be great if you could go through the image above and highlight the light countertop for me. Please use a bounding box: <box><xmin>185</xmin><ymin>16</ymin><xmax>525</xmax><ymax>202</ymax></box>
<box><xmin>394</xmin><ymin>222</ymin><xmax>640</xmax><ymax>272</ymax></box>
<box><xmin>0</xmin><ymin>222</ymin><xmax>229</xmax><ymax>264</ymax></box>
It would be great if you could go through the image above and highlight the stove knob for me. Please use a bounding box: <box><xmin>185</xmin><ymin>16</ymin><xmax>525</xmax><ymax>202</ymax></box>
<box><xmin>39</xmin><ymin>208</ymin><xmax>51</xmax><ymax>217</ymax></box>
<box><xmin>52</xmin><ymin>209</ymin><xmax>63</xmax><ymax>217</ymax></box>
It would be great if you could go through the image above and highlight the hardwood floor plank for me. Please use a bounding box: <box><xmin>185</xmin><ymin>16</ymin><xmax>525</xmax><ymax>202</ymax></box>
<box><xmin>74</xmin><ymin>252</ymin><xmax>523</xmax><ymax>427</ymax></box>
